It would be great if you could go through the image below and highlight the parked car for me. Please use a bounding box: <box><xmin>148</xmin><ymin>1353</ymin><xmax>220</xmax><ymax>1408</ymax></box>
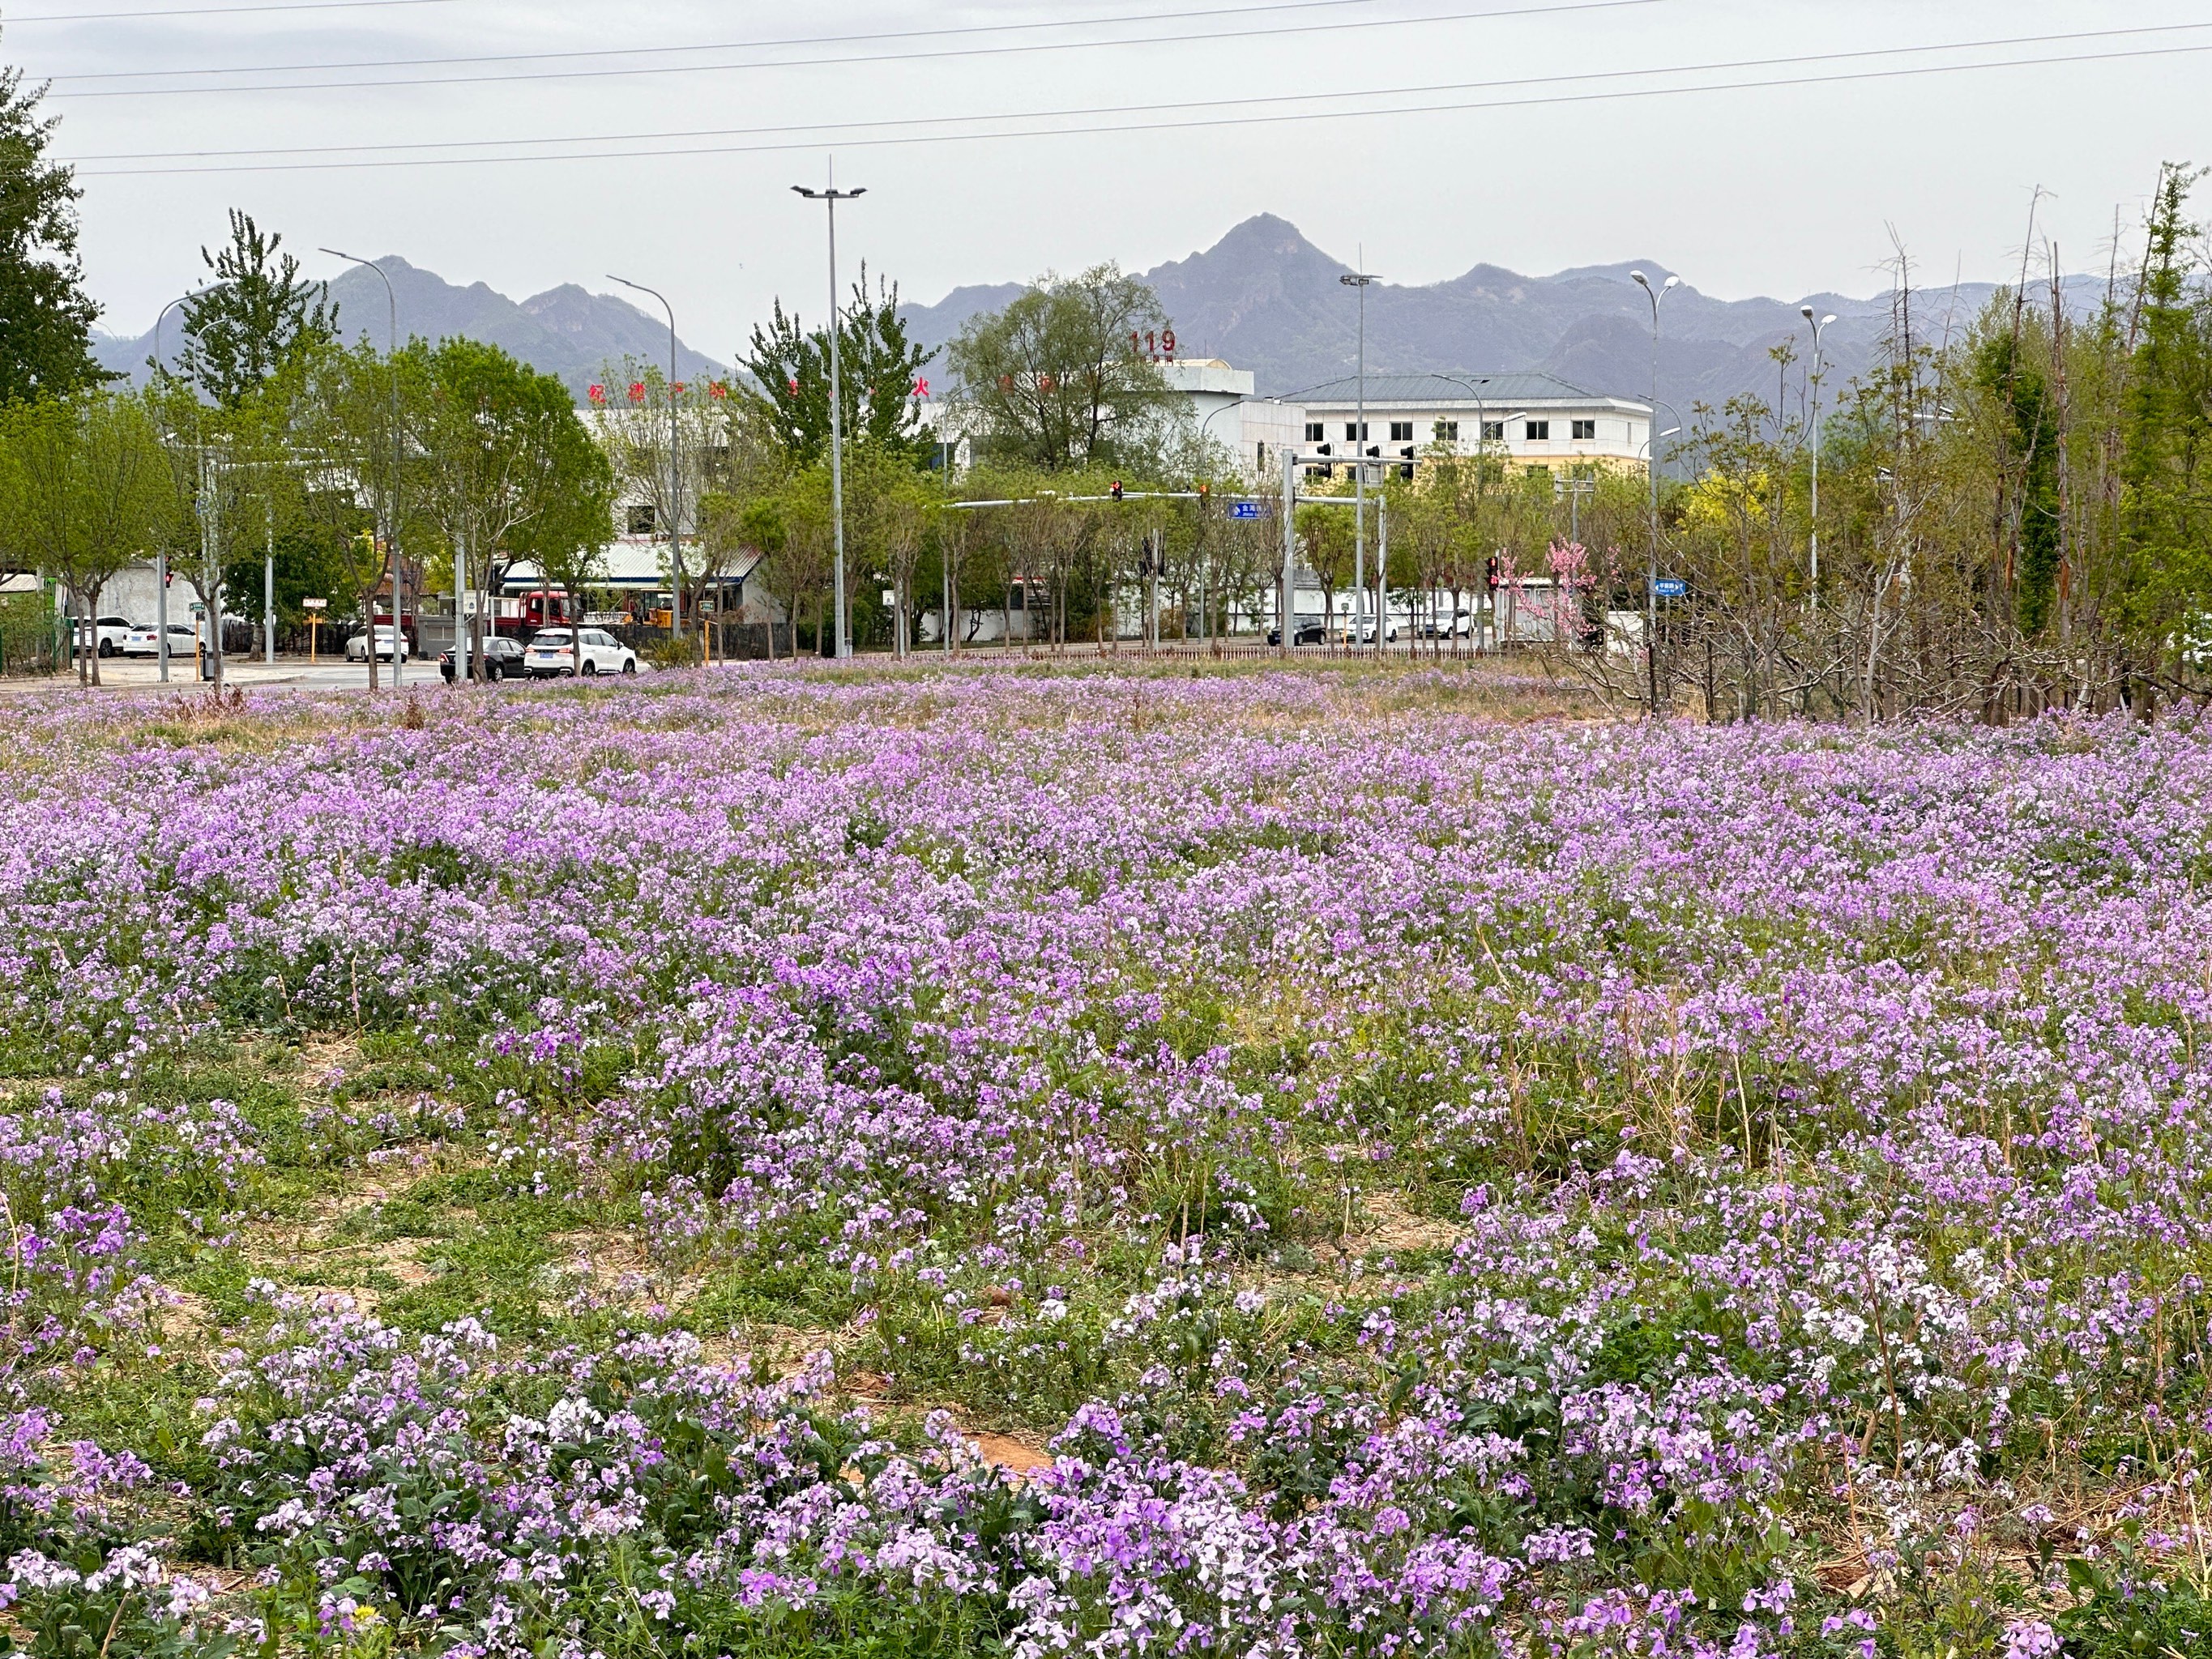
<box><xmin>345</xmin><ymin>625</ymin><xmax>411</xmax><ymax>663</ymax></box>
<box><xmin>1335</xmin><ymin>617</ymin><xmax>1401</xmax><ymax>644</ymax></box>
<box><xmin>73</xmin><ymin>616</ymin><xmax>134</xmax><ymax>658</ymax></box>
<box><xmin>1417</xmin><ymin>611</ymin><xmax>1475</xmax><ymax>640</ymax></box>
<box><xmin>1266</xmin><ymin>621</ymin><xmax>1327</xmax><ymax>646</ymax></box>
<box><xmin>523</xmin><ymin>627</ymin><xmax>638</xmax><ymax>678</ymax></box>
<box><xmin>122</xmin><ymin>621</ymin><xmax>199</xmax><ymax>659</ymax></box>
<box><xmin>438</xmin><ymin>636</ymin><xmax>527</xmax><ymax>683</ymax></box>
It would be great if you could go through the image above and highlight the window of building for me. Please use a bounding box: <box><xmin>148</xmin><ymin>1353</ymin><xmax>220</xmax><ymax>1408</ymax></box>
<box><xmin>1256</xmin><ymin>441</ymin><xmax>1268</xmax><ymax>470</ymax></box>
<box><xmin>1433</xmin><ymin>420</ymin><xmax>1459</xmax><ymax>441</ymax></box>
<box><xmin>1572</xmin><ymin>419</ymin><xmax>1598</xmax><ymax>441</ymax></box>
<box><xmin>626</xmin><ymin>504</ymin><xmax>656</xmax><ymax>535</ymax></box>
<box><xmin>1481</xmin><ymin>421</ymin><xmax>1505</xmax><ymax>442</ymax></box>
<box><xmin>1305</xmin><ymin>423</ymin><xmax>1325</xmax><ymax>442</ymax></box>
<box><xmin>1526</xmin><ymin>420</ymin><xmax>1551</xmax><ymax>441</ymax></box>
<box><xmin>1389</xmin><ymin>420</ymin><xmax>1414</xmax><ymax>442</ymax></box>
<box><xmin>1345</xmin><ymin>422</ymin><xmax>1368</xmax><ymax>441</ymax></box>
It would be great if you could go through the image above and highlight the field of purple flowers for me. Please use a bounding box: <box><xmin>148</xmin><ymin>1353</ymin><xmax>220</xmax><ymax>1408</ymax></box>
<box><xmin>1</xmin><ymin>663</ymin><xmax>2208</xmax><ymax>1659</ymax></box>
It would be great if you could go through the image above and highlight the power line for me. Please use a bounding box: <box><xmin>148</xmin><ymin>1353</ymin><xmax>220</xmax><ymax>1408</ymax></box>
<box><xmin>65</xmin><ymin>23</ymin><xmax>2212</xmax><ymax>173</ymax></box>
<box><xmin>13</xmin><ymin>0</ymin><xmax>463</xmax><ymax>20</ymax></box>
<box><xmin>46</xmin><ymin>0</ymin><xmax>1659</xmax><ymax>97</ymax></box>
<box><xmin>51</xmin><ymin>0</ymin><xmax>1387</xmax><ymax>80</ymax></box>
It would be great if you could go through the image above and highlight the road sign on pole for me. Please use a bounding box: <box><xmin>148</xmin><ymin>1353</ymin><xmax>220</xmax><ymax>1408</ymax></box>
<box><xmin>1231</xmin><ymin>501</ymin><xmax>1262</xmax><ymax>520</ymax></box>
<box><xmin>1652</xmin><ymin>578</ymin><xmax>1688</xmax><ymax>599</ymax></box>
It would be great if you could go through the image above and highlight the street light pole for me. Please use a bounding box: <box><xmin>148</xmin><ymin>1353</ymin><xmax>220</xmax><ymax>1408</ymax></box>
<box><xmin>1801</xmin><ymin>305</ymin><xmax>1838</xmax><ymax>597</ymax></box>
<box><xmin>322</xmin><ymin>249</ymin><xmax>403</xmax><ymax>691</ymax></box>
<box><xmin>1630</xmin><ymin>270</ymin><xmax>1680</xmax><ymax>714</ymax></box>
<box><xmin>794</xmin><ymin>170</ymin><xmax>867</xmax><ymax>659</ymax></box>
<box><xmin>1340</xmin><ymin>264</ymin><xmax>1377</xmax><ymax>652</ymax></box>
<box><xmin>609</xmin><ymin>275</ymin><xmax>685</xmax><ymax>648</ymax></box>
<box><xmin>150</xmin><ymin>291</ymin><xmax>199</xmax><ymax>686</ymax></box>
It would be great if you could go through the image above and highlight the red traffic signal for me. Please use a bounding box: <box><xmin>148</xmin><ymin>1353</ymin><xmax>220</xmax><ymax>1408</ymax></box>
<box><xmin>1111</xmin><ymin>481</ymin><xmax>1124</xmax><ymax>501</ymax></box>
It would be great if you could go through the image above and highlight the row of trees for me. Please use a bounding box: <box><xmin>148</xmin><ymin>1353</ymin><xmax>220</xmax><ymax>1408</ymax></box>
<box><xmin>0</xmin><ymin>205</ymin><xmax>616</xmax><ymax>687</ymax></box>
<box><xmin>1510</xmin><ymin>164</ymin><xmax>2212</xmax><ymax>721</ymax></box>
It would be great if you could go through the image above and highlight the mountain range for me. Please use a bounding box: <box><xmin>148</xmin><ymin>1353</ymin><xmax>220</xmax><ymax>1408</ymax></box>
<box><xmin>92</xmin><ymin>257</ymin><xmax>725</xmax><ymax>399</ymax></box>
<box><xmin>95</xmin><ymin>215</ymin><xmax>2104</xmax><ymax>417</ymax></box>
<box><xmin>901</xmin><ymin>213</ymin><xmax>2112</xmax><ymax>418</ymax></box>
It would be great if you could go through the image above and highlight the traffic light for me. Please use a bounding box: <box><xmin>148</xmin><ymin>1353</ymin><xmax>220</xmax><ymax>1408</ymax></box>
<box><xmin>1315</xmin><ymin>443</ymin><xmax>1333</xmax><ymax>456</ymax></box>
<box><xmin>1485</xmin><ymin>557</ymin><xmax>1500</xmax><ymax>592</ymax></box>
<box><xmin>1399</xmin><ymin>446</ymin><xmax>1416</xmax><ymax>481</ymax></box>
<box><xmin>1197</xmin><ymin>482</ymin><xmax>1209</xmax><ymax>497</ymax></box>
<box><xmin>1111</xmin><ymin>480</ymin><xmax>1124</xmax><ymax>502</ymax></box>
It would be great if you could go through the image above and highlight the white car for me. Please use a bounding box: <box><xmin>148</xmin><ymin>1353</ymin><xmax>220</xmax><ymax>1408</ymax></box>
<box><xmin>524</xmin><ymin>627</ymin><xmax>638</xmax><ymax>678</ymax></box>
<box><xmin>346</xmin><ymin>626</ymin><xmax>411</xmax><ymax>663</ymax></box>
<box><xmin>122</xmin><ymin>621</ymin><xmax>200</xmax><ymax>659</ymax></box>
<box><xmin>75</xmin><ymin>615</ymin><xmax>134</xmax><ymax>658</ymax></box>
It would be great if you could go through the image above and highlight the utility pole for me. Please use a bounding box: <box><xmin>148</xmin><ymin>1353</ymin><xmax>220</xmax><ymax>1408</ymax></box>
<box><xmin>1802</xmin><ymin>305</ymin><xmax>1837</xmax><ymax>597</ymax></box>
<box><xmin>1631</xmin><ymin>269</ymin><xmax>1680</xmax><ymax>712</ymax></box>
<box><xmin>1341</xmin><ymin>261</ymin><xmax>1377</xmax><ymax>651</ymax></box>
<box><xmin>199</xmin><ymin>450</ymin><xmax>224</xmax><ymax>692</ymax></box>
<box><xmin>1280</xmin><ymin>446</ymin><xmax>1297</xmax><ymax>655</ymax></box>
<box><xmin>1377</xmin><ymin>494</ymin><xmax>1390</xmax><ymax>655</ymax></box>
<box><xmin>264</xmin><ymin>499</ymin><xmax>275</xmax><ymax>665</ymax></box>
<box><xmin>795</xmin><ymin>167</ymin><xmax>867</xmax><ymax>659</ymax></box>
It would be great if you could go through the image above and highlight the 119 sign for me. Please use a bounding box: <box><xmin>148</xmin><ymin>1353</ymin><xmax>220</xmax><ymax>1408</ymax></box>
<box><xmin>1131</xmin><ymin>330</ymin><xmax>1176</xmax><ymax>364</ymax></box>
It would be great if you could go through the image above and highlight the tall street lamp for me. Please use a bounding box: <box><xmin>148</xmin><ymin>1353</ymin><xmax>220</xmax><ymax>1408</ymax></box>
<box><xmin>1630</xmin><ymin>270</ymin><xmax>1680</xmax><ymax>714</ymax></box>
<box><xmin>322</xmin><ymin>249</ymin><xmax>404</xmax><ymax>691</ymax></box>
<box><xmin>794</xmin><ymin>171</ymin><xmax>866</xmax><ymax>659</ymax></box>
<box><xmin>1801</xmin><ymin>305</ymin><xmax>1838</xmax><ymax>597</ymax></box>
<box><xmin>1340</xmin><ymin>264</ymin><xmax>1377</xmax><ymax>651</ymax></box>
<box><xmin>150</xmin><ymin>289</ymin><xmax>203</xmax><ymax>686</ymax></box>
<box><xmin>609</xmin><ymin>274</ymin><xmax>685</xmax><ymax>645</ymax></box>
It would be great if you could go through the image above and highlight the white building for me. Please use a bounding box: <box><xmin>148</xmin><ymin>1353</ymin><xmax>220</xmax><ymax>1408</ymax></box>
<box><xmin>1238</xmin><ymin>372</ymin><xmax>1653</xmax><ymax>484</ymax></box>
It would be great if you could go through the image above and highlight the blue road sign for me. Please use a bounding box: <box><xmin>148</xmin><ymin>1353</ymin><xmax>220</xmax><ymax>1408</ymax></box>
<box><xmin>1652</xmin><ymin>578</ymin><xmax>1688</xmax><ymax>598</ymax></box>
<box><xmin>1231</xmin><ymin>501</ymin><xmax>1262</xmax><ymax>519</ymax></box>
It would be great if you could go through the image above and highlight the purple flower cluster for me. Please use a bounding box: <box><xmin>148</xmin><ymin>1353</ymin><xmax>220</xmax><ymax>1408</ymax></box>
<box><xmin>4</xmin><ymin>672</ymin><xmax>2211</xmax><ymax>1653</ymax></box>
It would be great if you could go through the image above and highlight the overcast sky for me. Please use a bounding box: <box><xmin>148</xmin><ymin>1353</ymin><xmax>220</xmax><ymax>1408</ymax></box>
<box><xmin>29</xmin><ymin>0</ymin><xmax>2212</xmax><ymax>354</ymax></box>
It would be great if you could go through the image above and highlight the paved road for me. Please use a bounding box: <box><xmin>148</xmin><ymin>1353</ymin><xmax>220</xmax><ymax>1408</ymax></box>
<box><xmin>8</xmin><ymin>657</ymin><xmax>493</xmax><ymax>697</ymax></box>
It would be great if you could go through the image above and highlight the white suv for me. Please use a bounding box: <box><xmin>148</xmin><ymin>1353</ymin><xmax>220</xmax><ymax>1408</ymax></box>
<box><xmin>75</xmin><ymin>615</ymin><xmax>133</xmax><ymax>658</ymax></box>
<box><xmin>525</xmin><ymin>628</ymin><xmax>638</xmax><ymax>678</ymax></box>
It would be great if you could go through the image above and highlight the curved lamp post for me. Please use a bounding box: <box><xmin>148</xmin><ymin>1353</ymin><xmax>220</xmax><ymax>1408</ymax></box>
<box><xmin>321</xmin><ymin>249</ymin><xmax>403</xmax><ymax>691</ymax></box>
<box><xmin>609</xmin><ymin>274</ymin><xmax>685</xmax><ymax>645</ymax></box>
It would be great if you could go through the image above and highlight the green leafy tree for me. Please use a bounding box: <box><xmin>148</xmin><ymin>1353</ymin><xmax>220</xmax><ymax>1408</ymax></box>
<box><xmin>0</xmin><ymin>391</ymin><xmax>172</xmax><ymax>685</ymax></box>
<box><xmin>505</xmin><ymin>420</ymin><xmax>616</xmax><ymax>663</ymax></box>
<box><xmin>2118</xmin><ymin>164</ymin><xmax>2212</xmax><ymax>650</ymax></box>
<box><xmin>173</xmin><ymin>211</ymin><xmax>337</xmax><ymax>410</ymax></box>
<box><xmin>0</xmin><ymin>55</ymin><xmax>106</xmax><ymax>403</ymax></box>
<box><xmin>1974</xmin><ymin>323</ymin><xmax>2064</xmax><ymax>635</ymax></box>
<box><xmin>281</xmin><ymin>338</ymin><xmax>405</xmax><ymax>690</ymax></box>
<box><xmin>946</xmin><ymin>266</ymin><xmax>1175</xmax><ymax>472</ymax></box>
<box><xmin>742</xmin><ymin>263</ymin><xmax>934</xmax><ymax>467</ymax></box>
<box><xmin>400</xmin><ymin>337</ymin><xmax>602</xmax><ymax>679</ymax></box>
